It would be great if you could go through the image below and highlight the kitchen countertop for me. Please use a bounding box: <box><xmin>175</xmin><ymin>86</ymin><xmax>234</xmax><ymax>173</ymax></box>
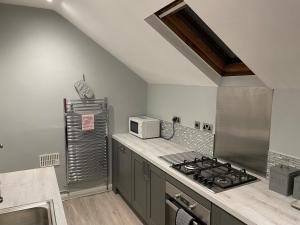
<box><xmin>0</xmin><ymin>167</ymin><xmax>67</xmax><ymax>225</ymax></box>
<box><xmin>113</xmin><ymin>133</ymin><xmax>300</xmax><ymax>225</ymax></box>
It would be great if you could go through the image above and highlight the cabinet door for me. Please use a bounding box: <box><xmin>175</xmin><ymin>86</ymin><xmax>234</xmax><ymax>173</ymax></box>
<box><xmin>116</xmin><ymin>142</ymin><xmax>132</xmax><ymax>203</ymax></box>
<box><xmin>112</xmin><ymin>139</ymin><xmax>118</xmax><ymax>193</ymax></box>
<box><xmin>211</xmin><ymin>204</ymin><xmax>245</xmax><ymax>225</ymax></box>
<box><xmin>147</xmin><ymin>164</ymin><xmax>166</xmax><ymax>225</ymax></box>
<box><xmin>131</xmin><ymin>152</ymin><xmax>148</xmax><ymax>221</ymax></box>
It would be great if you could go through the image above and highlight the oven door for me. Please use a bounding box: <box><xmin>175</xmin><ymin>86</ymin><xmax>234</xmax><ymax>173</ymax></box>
<box><xmin>166</xmin><ymin>199</ymin><xmax>207</xmax><ymax>225</ymax></box>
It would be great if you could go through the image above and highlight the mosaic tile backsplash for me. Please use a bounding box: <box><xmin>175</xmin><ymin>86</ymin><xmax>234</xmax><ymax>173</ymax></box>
<box><xmin>160</xmin><ymin>120</ymin><xmax>214</xmax><ymax>157</ymax></box>
<box><xmin>160</xmin><ymin>121</ymin><xmax>300</xmax><ymax>177</ymax></box>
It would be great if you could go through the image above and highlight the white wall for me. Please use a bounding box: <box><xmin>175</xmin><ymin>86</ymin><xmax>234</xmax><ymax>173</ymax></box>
<box><xmin>147</xmin><ymin>84</ymin><xmax>217</xmax><ymax>130</ymax></box>
<box><xmin>269</xmin><ymin>89</ymin><xmax>300</xmax><ymax>158</ymax></box>
<box><xmin>2</xmin><ymin>0</ymin><xmax>300</xmax><ymax>88</ymax></box>
<box><xmin>0</xmin><ymin>4</ymin><xmax>147</xmax><ymax>189</ymax></box>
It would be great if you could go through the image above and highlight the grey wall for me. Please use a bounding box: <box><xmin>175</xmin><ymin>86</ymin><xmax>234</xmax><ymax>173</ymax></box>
<box><xmin>147</xmin><ymin>84</ymin><xmax>217</xmax><ymax>131</ymax></box>
<box><xmin>269</xmin><ymin>89</ymin><xmax>300</xmax><ymax>158</ymax></box>
<box><xmin>0</xmin><ymin>4</ymin><xmax>147</xmax><ymax>190</ymax></box>
<box><xmin>147</xmin><ymin>84</ymin><xmax>300</xmax><ymax>161</ymax></box>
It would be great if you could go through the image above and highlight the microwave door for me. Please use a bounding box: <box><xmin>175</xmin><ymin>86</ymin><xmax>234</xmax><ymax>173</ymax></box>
<box><xmin>130</xmin><ymin>121</ymin><xmax>139</xmax><ymax>134</ymax></box>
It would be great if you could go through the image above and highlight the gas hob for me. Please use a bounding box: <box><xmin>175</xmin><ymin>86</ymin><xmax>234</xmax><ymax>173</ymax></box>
<box><xmin>161</xmin><ymin>152</ymin><xmax>257</xmax><ymax>193</ymax></box>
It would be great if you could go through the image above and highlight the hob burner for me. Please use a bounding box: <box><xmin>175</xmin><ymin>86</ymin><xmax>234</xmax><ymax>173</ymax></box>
<box><xmin>184</xmin><ymin>164</ymin><xmax>199</xmax><ymax>170</ymax></box>
<box><xmin>169</xmin><ymin>154</ymin><xmax>258</xmax><ymax>193</ymax></box>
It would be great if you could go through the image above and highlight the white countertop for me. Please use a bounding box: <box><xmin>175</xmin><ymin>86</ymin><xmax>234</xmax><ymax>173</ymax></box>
<box><xmin>113</xmin><ymin>133</ymin><xmax>300</xmax><ymax>225</ymax></box>
<box><xmin>0</xmin><ymin>167</ymin><xmax>67</xmax><ymax>225</ymax></box>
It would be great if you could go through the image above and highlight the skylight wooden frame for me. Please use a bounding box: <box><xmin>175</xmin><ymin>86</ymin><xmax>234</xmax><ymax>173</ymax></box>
<box><xmin>155</xmin><ymin>0</ymin><xmax>254</xmax><ymax>77</ymax></box>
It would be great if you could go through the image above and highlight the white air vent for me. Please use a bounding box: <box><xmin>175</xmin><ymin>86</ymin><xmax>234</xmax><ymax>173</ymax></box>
<box><xmin>40</xmin><ymin>153</ymin><xmax>60</xmax><ymax>168</ymax></box>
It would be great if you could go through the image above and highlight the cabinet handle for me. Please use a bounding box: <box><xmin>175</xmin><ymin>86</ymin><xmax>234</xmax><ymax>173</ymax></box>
<box><xmin>0</xmin><ymin>181</ymin><xmax>3</xmax><ymax>203</ymax></box>
<box><xmin>143</xmin><ymin>162</ymin><xmax>150</xmax><ymax>181</ymax></box>
<box><xmin>143</xmin><ymin>161</ymin><xmax>146</xmax><ymax>179</ymax></box>
<box><xmin>120</xmin><ymin>146</ymin><xmax>126</xmax><ymax>153</ymax></box>
<box><xmin>143</xmin><ymin>164</ymin><xmax>150</xmax><ymax>181</ymax></box>
<box><xmin>147</xmin><ymin>165</ymin><xmax>151</xmax><ymax>181</ymax></box>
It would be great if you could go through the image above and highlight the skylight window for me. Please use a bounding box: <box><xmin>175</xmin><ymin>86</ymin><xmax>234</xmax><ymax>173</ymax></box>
<box><xmin>156</xmin><ymin>0</ymin><xmax>254</xmax><ymax>76</ymax></box>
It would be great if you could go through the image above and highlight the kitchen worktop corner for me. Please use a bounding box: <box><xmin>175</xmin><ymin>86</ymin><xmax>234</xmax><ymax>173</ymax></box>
<box><xmin>0</xmin><ymin>167</ymin><xmax>67</xmax><ymax>225</ymax></box>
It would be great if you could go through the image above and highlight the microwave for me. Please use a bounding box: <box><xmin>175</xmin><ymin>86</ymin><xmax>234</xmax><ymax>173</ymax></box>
<box><xmin>129</xmin><ymin>116</ymin><xmax>160</xmax><ymax>139</ymax></box>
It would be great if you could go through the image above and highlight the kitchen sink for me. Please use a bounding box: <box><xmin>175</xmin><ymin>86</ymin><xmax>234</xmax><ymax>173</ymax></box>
<box><xmin>0</xmin><ymin>201</ymin><xmax>56</xmax><ymax>225</ymax></box>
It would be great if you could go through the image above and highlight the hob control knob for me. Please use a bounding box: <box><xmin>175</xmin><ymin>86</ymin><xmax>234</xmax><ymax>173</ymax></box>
<box><xmin>207</xmin><ymin>180</ymin><xmax>214</xmax><ymax>187</ymax></box>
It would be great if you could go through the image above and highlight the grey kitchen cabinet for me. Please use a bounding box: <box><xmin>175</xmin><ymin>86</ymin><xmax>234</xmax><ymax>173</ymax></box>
<box><xmin>113</xmin><ymin>139</ymin><xmax>132</xmax><ymax>203</ymax></box>
<box><xmin>113</xmin><ymin>140</ymin><xmax>166</xmax><ymax>225</ymax></box>
<box><xmin>131</xmin><ymin>152</ymin><xmax>165</xmax><ymax>225</ymax></box>
<box><xmin>146</xmin><ymin>163</ymin><xmax>165</xmax><ymax>225</ymax></box>
<box><xmin>113</xmin><ymin>139</ymin><xmax>245</xmax><ymax>225</ymax></box>
<box><xmin>112</xmin><ymin>139</ymin><xmax>118</xmax><ymax>193</ymax></box>
<box><xmin>131</xmin><ymin>152</ymin><xmax>148</xmax><ymax>220</ymax></box>
<box><xmin>211</xmin><ymin>204</ymin><xmax>246</xmax><ymax>225</ymax></box>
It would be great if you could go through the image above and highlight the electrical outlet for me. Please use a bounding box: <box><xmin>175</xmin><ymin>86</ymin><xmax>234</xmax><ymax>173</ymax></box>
<box><xmin>194</xmin><ymin>121</ymin><xmax>201</xmax><ymax>129</ymax></box>
<box><xmin>172</xmin><ymin>116</ymin><xmax>181</xmax><ymax>124</ymax></box>
<box><xmin>202</xmin><ymin>123</ymin><xmax>213</xmax><ymax>133</ymax></box>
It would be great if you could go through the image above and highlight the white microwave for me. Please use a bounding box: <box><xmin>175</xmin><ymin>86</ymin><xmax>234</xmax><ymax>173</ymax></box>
<box><xmin>129</xmin><ymin>116</ymin><xmax>160</xmax><ymax>139</ymax></box>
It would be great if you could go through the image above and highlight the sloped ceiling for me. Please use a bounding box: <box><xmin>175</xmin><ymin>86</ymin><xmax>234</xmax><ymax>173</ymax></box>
<box><xmin>1</xmin><ymin>0</ymin><xmax>300</xmax><ymax>88</ymax></box>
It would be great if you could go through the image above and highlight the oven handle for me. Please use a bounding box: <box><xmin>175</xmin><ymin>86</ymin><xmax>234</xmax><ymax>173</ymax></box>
<box><xmin>166</xmin><ymin>199</ymin><xmax>204</xmax><ymax>225</ymax></box>
<box><xmin>175</xmin><ymin>193</ymin><xmax>197</xmax><ymax>210</ymax></box>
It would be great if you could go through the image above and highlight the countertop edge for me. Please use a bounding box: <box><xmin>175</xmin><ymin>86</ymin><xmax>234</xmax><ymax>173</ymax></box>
<box><xmin>0</xmin><ymin>167</ymin><xmax>68</xmax><ymax>225</ymax></box>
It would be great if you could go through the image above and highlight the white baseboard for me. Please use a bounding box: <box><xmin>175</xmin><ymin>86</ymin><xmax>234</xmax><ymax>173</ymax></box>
<box><xmin>61</xmin><ymin>184</ymin><xmax>112</xmax><ymax>201</ymax></box>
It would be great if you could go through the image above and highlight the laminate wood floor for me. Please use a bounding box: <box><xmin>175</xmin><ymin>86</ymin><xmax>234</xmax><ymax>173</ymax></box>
<box><xmin>63</xmin><ymin>191</ymin><xmax>143</xmax><ymax>225</ymax></box>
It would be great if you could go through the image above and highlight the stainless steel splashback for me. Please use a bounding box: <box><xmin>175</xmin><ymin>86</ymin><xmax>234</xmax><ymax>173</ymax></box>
<box><xmin>214</xmin><ymin>87</ymin><xmax>273</xmax><ymax>176</ymax></box>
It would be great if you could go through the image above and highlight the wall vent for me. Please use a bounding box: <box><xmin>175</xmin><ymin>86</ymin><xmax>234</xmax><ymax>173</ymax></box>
<box><xmin>40</xmin><ymin>153</ymin><xmax>60</xmax><ymax>168</ymax></box>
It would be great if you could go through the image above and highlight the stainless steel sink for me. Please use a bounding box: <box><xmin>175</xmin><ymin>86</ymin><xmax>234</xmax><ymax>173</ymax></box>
<box><xmin>0</xmin><ymin>201</ymin><xmax>57</xmax><ymax>225</ymax></box>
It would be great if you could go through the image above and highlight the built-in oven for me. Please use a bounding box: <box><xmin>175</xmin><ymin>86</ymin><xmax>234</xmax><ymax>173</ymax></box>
<box><xmin>166</xmin><ymin>182</ymin><xmax>210</xmax><ymax>225</ymax></box>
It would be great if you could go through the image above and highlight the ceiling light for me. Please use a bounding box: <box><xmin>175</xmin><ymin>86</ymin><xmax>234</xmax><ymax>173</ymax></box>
<box><xmin>47</xmin><ymin>0</ymin><xmax>53</xmax><ymax>3</ymax></box>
